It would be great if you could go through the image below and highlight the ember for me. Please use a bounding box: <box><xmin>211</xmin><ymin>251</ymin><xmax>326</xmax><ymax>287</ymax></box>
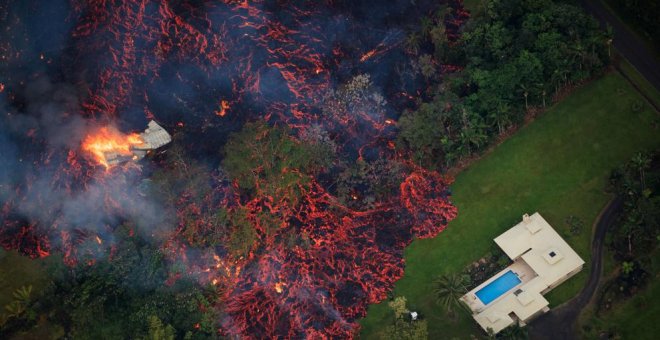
<box><xmin>216</xmin><ymin>100</ymin><xmax>231</xmax><ymax>117</ymax></box>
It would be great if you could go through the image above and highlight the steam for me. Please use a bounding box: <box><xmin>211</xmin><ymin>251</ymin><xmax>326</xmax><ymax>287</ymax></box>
<box><xmin>0</xmin><ymin>75</ymin><xmax>171</xmax><ymax>255</ymax></box>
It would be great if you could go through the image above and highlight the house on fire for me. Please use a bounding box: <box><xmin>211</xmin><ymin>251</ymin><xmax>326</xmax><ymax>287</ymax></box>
<box><xmin>460</xmin><ymin>213</ymin><xmax>584</xmax><ymax>334</ymax></box>
<box><xmin>106</xmin><ymin>120</ymin><xmax>172</xmax><ymax>166</ymax></box>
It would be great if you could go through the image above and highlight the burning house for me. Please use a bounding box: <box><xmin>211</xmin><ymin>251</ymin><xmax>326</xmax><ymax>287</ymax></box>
<box><xmin>120</xmin><ymin>120</ymin><xmax>172</xmax><ymax>165</ymax></box>
<box><xmin>83</xmin><ymin>120</ymin><xmax>172</xmax><ymax>168</ymax></box>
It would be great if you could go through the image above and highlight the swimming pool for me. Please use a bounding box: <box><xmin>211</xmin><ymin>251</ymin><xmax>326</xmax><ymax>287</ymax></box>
<box><xmin>475</xmin><ymin>270</ymin><xmax>521</xmax><ymax>305</ymax></box>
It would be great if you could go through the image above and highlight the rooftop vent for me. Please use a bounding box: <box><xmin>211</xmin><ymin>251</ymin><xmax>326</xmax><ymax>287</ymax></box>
<box><xmin>543</xmin><ymin>248</ymin><xmax>563</xmax><ymax>264</ymax></box>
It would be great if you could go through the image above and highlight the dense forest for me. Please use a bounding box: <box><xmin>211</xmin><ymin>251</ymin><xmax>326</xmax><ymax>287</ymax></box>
<box><xmin>0</xmin><ymin>0</ymin><xmax>615</xmax><ymax>338</ymax></box>
<box><xmin>399</xmin><ymin>0</ymin><xmax>611</xmax><ymax>169</ymax></box>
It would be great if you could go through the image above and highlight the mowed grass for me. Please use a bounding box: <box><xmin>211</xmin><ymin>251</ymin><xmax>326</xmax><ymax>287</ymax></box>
<box><xmin>360</xmin><ymin>72</ymin><xmax>660</xmax><ymax>339</ymax></box>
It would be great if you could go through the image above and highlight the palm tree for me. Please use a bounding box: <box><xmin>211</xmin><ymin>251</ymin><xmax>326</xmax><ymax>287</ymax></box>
<box><xmin>518</xmin><ymin>84</ymin><xmax>530</xmax><ymax>110</ymax></box>
<box><xmin>405</xmin><ymin>32</ymin><xmax>421</xmax><ymax>55</ymax></box>
<box><xmin>420</xmin><ymin>16</ymin><xmax>433</xmax><ymax>39</ymax></box>
<box><xmin>605</xmin><ymin>26</ymin><xmax>614</xmax><ymax>58</ymax></box>
<box><xmin>535</xmin><ymin>83</ymin><xmax>547</xmax><ymax>107</ymax></box>
<box><xmin>630</xmin><ymin>152</ymin><xmax>651</xmax><ymax>191</ymax></box>
<box><xmin>570</xmin><ymin>41</ymin><xmax>587</xmax><ymax>71</ymax></box>
<box><xmin>485</xmin><ymin>98</ymin><xmax>512</xmax><ymax>136</ymax></box>
<box><xmin>433</xmin><ymin>273</ymin><xmax>469</xmax><ymax>316</ymax></box>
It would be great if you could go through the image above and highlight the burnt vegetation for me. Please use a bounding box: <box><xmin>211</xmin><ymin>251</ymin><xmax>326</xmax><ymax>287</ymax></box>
<box><xmin>0</xmin><ymin>0</ymin><xmax>617</xmax><ymax>338</ymax></box>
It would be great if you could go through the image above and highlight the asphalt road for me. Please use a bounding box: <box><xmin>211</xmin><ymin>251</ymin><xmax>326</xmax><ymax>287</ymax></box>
<box><xmin>580</xmin><ymin>0</ymin><xmax>660</xmax><ymax>92</ymax></box>
<box><xmin>527</xmin><ymin>196</ymin><xmax>624</xmax><ymax>340</ymax></box>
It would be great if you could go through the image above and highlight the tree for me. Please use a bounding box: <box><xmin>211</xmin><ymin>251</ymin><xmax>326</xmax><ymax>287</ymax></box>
<box><xmin>384</xmin><ymin>296</ymin><xmax>428</xmax><ymax>340</ymax></box>
<box><xmin>227</xmin><ymin>207</ymin><xmax>258</xmax><ymax>258</ymax></box>
<box><xmin>223</xmin><ymin>121</ymin><xmax>329</xmax><ymax>204</ymax></box>
<box><xmin>630</xmin><ymin>152</ymin><xmax>651</xmax><ymax>191</ymax></box>
<box><xmin>458</xmin><ymin>108</ymin><xmax>488</xmax><ymax>156</ymax></box>
<box><xmin>0</xmin><ymin>285</ymin><xmax>34</xmax><ymax>328</ymax></box>
<box><xmin>433</xmin><ymin>273</ymin><xmax>469</xmax><ymax>316</ymax></box>
<box><xmin>621</xmin><ymin>261</ymin><xmax>634</xmax><ymax>276</ymax></box>
<box><xmin>405</xmin><ymin>32</ymin><xmax>421</xmax><ymax>55</ymax></box>
<box><xmin>336</xmin><ymin>158</ymin><xmax>405</xmax><ymax>210</ymax></box>
<box><xmin>519</xmin><ymin>84</ymin><xmax>530</xmax><ymax>110</ymax></box>
<box><xmin>486</xmin><ymin>101</ymin><xmax>512</xmax><ymax>136</ymax></box>
<box><xmin>535</xmin><ymin>82</ymin><xmax>547</xmax><ymax>107</ymax></box>
<box><xmin>143</xmin><ymin>316</ymin><xmax>175</xmax><ymax>340</ymax></box>
<box><xmin>37</xmin><ymin>227</ymin><xmax>218</xmax><ymax>339</ymax></box>
<box><xmin>417</xmin><ymin>54</ymin><xmax>437</xmax><ymax>79</ymax></box>
<box><xmin>398</xmin><ymin>98</ymin><xmax>454</xmax><ymax>168</ymax></box>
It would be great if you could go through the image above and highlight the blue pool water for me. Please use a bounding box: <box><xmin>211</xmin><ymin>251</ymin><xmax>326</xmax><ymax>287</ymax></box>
<box><xmin>475</xmin><ymin>270</ymin><xmax>521</xmax><ymax>305</ymax></box>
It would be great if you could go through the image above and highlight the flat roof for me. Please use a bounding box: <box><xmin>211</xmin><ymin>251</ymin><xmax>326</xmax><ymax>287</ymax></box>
<box><xmin>495</xmin><ymin>213</ymin><xmax>585</xmax><ymax>287</ymax></box>
<box><xmin>462</xmin><ymin>212</ymin><xmax>585</xmax><ymax>334</ymax></box>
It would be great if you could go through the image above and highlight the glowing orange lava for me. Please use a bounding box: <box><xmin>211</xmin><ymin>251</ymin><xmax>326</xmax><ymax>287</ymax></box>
<box><xmin>81</xmin><ymin>126</ymin><xmax>143</xmax><ymax>169</ymax></box>
<box><xmin>274</xmin><ymin>282</ymin><xmax>285</xmax><ymax>294</ymax></box>
<box><xmin>216</xmin><ymin>100</ymin><xmax>230</xmax><ymax>117</ymax></box>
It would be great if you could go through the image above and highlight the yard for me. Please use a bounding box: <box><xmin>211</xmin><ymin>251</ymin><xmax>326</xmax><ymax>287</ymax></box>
<box><xmin>359</xmin><ymin>71</ymin><xmax>660</xmax><ymax>339</ymax></box>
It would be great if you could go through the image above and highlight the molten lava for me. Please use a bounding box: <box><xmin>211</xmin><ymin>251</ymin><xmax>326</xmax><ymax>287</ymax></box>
<box><xmin>216</xmin><ymin>100</ymin><xmax>230</xmax><ymax>117</ymax></box>
<box><xmin>81</xmin><ymin>126</ymin><xmax>143</xmax><ymax>169</ymax></box>
<box><xmin>1</xmin><ymin>0</ymin><xmax>471</xmax><ymax>338</ymax></box>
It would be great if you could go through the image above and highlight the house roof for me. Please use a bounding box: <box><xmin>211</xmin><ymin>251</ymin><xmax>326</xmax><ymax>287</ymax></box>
<box><xmin>462</xmin><ymin>212</ymin><xmax>585</xmax><ymax>334</ymax></box>
<box><xmin>497</xmin><ymin>213</ymin><xmax>585</xmax><ymax>287</ymax></box>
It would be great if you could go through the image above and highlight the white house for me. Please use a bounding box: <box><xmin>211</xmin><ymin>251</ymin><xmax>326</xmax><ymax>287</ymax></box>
<box><xmin>461</xmin><ymin>213</ymin><xmax>585</xmax><ymax>334</ymax></box>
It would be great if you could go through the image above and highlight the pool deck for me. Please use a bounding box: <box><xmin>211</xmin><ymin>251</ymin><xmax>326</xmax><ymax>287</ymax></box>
<box><xmin>464</xmin><ymin>259</ymin><xmax>537</xmax><ymax>313</ymax></box>
<box><xmin>460</xmin><ymin>213</ymin><xmax>584</xmax><ymax>334</ymax></box>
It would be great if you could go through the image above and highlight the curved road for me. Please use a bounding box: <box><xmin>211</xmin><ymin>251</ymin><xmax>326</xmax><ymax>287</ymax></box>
<box><xmin>527</xmin><ymin>196</ymin><xmax>623</xmax><ymax>340</ymax></box>
<box><xmin>580</xmin><ymin>0</ymin><xmax>660</xmax><ymax>92</ymax></box>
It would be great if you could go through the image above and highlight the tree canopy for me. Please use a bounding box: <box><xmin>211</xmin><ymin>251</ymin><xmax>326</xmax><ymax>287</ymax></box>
<box><xmin>399</xmin><ymin>0</ymin><xmax>610</xmax><ymax>169</ymax></box>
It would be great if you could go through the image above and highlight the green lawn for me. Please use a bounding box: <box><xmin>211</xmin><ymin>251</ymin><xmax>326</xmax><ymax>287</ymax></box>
<box><xmin>360</xmin><ymin>72</ymin><xmax>660</xmax><ymax>339</ymax></box>
<box><xmin>578</xmin><ymin>248</ymin><xmax>660</xmax><ymax>339</ymax></box>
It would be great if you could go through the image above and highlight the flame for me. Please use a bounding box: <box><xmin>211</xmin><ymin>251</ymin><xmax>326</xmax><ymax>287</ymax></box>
<box><xmin>216</xmin><ymin>100</ymin><xmax>230</xmax><ymax>117</ymax></box>
<box><xmin>81</xmin><ymin>126</ymin><xmax>144</xmax><ymax>169</ymax></box>
<box><xmin>274</xmin><ymin>282</ymin><xmax>285</xmax><ymax>294</ymax></box>
<box><xmin>359</xmin><ymin>49</ymin><xmax>377</xmax><ymax>62</ymax></box>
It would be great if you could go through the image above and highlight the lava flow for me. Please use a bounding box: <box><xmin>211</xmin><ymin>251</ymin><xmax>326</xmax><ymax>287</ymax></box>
<box><xmin>0</xmin><ymin>0</ymin><xmax>469</xmax><ymax>338</ymax></box>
